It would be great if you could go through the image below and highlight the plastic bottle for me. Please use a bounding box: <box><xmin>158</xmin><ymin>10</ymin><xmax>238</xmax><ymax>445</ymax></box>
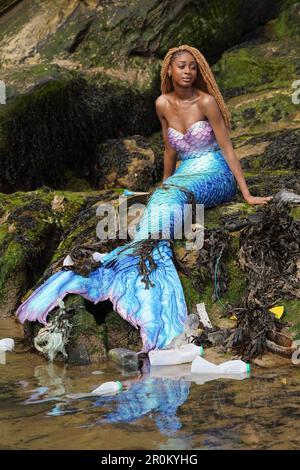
<box><xmin>149</xmin><ymin>343</ymin><xmax>204</xmax><ymax>366</ymax></box>
<box><xmin>108</xmin><ymin>348</ymin><xmax>139</xmax><ymax>372</ymax></box>
<box><xmin>191</xmin><ymin>356</ymin><xmax>250</xmax><ymax>375</ymax></box>
<box><xmin>184</xmin><ymin>314</ymin><xmax>200</xmax><ymax>336</ymax></box>
<box><xmin>91</xmin><ymin>381</ymin><xmax>123</xmax><ymax>396</ymax></box>
<box><xmin>166</xmin><ymin>314</ymin><xmax>200</xmax><ymax>349</ymax></box>
<box><xmin>0</xmin><ymin>338</ymin><xmax>14</xmax><ymax>351</ymax></box>
<box><xmin>0</xmin><ymin>350</ymin><xmax>5</xmax><ymax>365</ymax></box>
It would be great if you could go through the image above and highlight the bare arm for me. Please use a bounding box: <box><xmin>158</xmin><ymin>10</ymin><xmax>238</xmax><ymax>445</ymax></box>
<box><xmin>155</xmin><ymin>96</ymin><xmax>178</xmax><ymax>181</ymax></box>
<box><xmin>202</xmin><ymin>95</ymin><xmax>273</xmax><ymax>205</ymax></box>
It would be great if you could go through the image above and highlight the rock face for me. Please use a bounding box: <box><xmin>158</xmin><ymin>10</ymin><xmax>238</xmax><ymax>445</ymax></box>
<box><xmin>0</xmin><ymin>0</ymin><xmax>299</xmax><ymax>363</ymax></box>
<box><xmin>0</xmin><ymin>72</ymin><xmax>160</xmax><ymax>192</ymax></box>
<box><xmin>0</xmin><ymin>0</ymin><xmax>297</xmax><ymax>193</ymax></box>
<box><xmin>93</xmin><ymin>135</ymin><xmax>162</xmax><ymax>191</ymax></box>
<box><xmin>0</xmin><ymin>188</ymin><xmax>89</xmax><ymax>318</ymax></box>
<box><xmin>0</xmin><ymin>0</ymin><xmax>288</xmax><ymax>69</ymax></box>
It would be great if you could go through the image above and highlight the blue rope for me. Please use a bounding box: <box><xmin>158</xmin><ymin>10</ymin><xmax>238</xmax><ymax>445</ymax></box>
<box><xmin>214</xmin><ymin>247</ymin><xmax>226</xmax><ymax>309</ymax></box>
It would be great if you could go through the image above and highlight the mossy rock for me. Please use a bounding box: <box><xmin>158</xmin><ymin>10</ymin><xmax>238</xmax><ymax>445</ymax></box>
<box><xmin>212</xmin><ymin>2</ymin><xmax>300</xmax><ymax>131</ymax></box>
<box><xmin>103</xmin><ymin>310</ymin><xmax>142</xmax><ymax>352</ymax></box>
<box><xmin>0</xmin><ymin>188</ymin><xmax>89</xmax><ymax>318</ymax></box>
<box><xmin>0</xmin><ymin>0</ymin><xmax>292</xmax><ymax>80</ymax></box>
<box><xmin>64</xmin><ymin>296</ymin><xmax>107</xmax><ymax>364</ymax></box>
<box><xmin>93</xmin><ymin>134</ymin><xmax>162</xmax><ymax>191</ymax></box>
<box><xmin>0</xmin><ymin>65</ymin><xmax>160</xmax><ymax>192</ymax></box>
<box><xmin>281</xmin><ymin>299</ymin><xmax>300</xmax><ymax>340</ymax></box>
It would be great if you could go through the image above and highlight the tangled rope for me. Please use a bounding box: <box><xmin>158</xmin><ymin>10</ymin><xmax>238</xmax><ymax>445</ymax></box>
<box><xmin>34</xmin><ymin>300</ymin><xmax>73</xmax><ymax>362</ymax></box>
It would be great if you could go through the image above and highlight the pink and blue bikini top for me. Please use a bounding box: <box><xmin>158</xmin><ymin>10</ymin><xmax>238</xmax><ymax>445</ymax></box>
<box><xmin>167</xmin><ymin>120</ymin><xmax>220</xmax><ymax>160</ymax></box>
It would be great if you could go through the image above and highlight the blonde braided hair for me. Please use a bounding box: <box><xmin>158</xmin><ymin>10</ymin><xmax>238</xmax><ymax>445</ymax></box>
<box><xmin>160</xmin><ymin>44</ymin><xmax>231</xmax><ymax>129</ymax></box>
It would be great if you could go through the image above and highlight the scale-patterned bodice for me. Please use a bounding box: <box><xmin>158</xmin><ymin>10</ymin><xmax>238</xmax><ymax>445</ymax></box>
<box><xmin>167</xmin><ymin>120</ymin><xmax>219</xmax><ymax>160</ymax></box>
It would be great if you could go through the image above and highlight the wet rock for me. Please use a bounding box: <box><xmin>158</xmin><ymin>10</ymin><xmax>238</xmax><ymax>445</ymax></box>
<box><xmin>0</xmin><ymin>0</ymin><xmax>281</xmax><ymax>70</ymax></box>
<box><xmin>93</xmin><ymin>135</ymin><xmax>161</xmax><ymax>191</ymax></box>
<box><xmin>273</xmin><ymin>189</ymin><xmax>300</xmax><ymax>203</ymax></box>
<box><xmin>262</xmin><ymin>129</ymin><xmax>300</xmax><ymax>170</ymax></box>
<box><xmin>0</xmin><ymin>190</ymin><xmax>87</xmax><ymax>318</ymax></box>
<box><xmin>208</xmin><ymin>330</ymin><xmax>231</xmax><ymax>347</ymax></box>
<box><xmin>67</xmin><ymin>343</ymin><xmax>90</xmax><ymax>365</ymax></box>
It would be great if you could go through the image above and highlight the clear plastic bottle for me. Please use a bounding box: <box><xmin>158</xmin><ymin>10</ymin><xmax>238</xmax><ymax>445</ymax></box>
<box><xmin>91</xmin><ymin>381</ymin><xmax>123</xmax><ymax>396</ymax></box>
<box><xmin>108</xmin><ymin>348</ymin><xmax>139</xmax><ymax>372</ymax></box>
<box><xmin>149</xmin><ymin>343</ymin><xmax>204</xmax><ymax>366</ymax></box>
<box><xmin>166</xmin><ymin>314</ymin><xmax>200</xmax><ymax>349</ymax></box>
<box><xmin>191</xmin><ymin>356</ymin><xmax>250</xmax><ymax>375</ymax></box>
<box><xmin>184</xmin><ymin>314</ymin><xmax>200</xmax><ymax>335</ymax></box>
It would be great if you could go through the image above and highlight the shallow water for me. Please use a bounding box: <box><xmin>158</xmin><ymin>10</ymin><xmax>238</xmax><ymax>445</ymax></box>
<box><xmin>1</xmin><ymin>319</ymin><xmax>300</xmax><ymax>450</ymax></box>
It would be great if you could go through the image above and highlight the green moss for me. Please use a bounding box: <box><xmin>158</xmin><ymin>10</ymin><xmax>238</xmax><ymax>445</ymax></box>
<box><xmin>204</xmin><ymin>202</ymin><xmax>255</xmax><ymax>229</ymax></box>
<box><xmin>280</xmin><ymin>299</ymin><xmax>300</xmax><ymax>339</ymax></box>
<box><xmin>231</xmin><ymin>91</ymin><xmax>298</xmax><ymax>130</ymax></box>
<box><xmin>290</xmin><ymin>206</ymin><xmax>300</xmax><ymax>220</ymax></box>
<box><xmin>63</xmin><ymin>169</ymin><xmax>92</xmax><ymax>192</ymax></box>
<box><xmin>213</xmin><ymin>44</ymin><xmax>296</xmax><ymax>94</ymax></box>
<box><xmin>65</xmin><ymin>297</ymin><xmax>105</xmax><ymax>340</ymax></box>
<box><xmin>271</xmin><ymin>2</ymin><xmax>300</xmax><ymax>39</ymax></box>
<box><xmin>0</xmin><ymin>240</ymin><xmax>24</xmax><ymax>299</ymax></box>
<box><xmin>179</xmin><ymin>272</ymin><xmax>204</xmax><ymax>314</ymax></box>
<box><xmin>223</xmin><ymin>257</ymin><xmax>247</xmax><ymax>305</ymax></box>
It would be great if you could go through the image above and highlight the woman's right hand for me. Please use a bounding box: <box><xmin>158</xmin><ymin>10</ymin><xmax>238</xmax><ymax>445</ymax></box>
<box><xmin>244</xmin><ymin>194</ymin><xmax>273</xmax><ymax>205</ymax></box>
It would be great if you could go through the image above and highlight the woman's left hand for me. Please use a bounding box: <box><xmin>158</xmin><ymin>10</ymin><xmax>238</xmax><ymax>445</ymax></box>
<box><xmin>244</xmin><ymin>194</ymin><xmax>273</xmax><ymax>205</ymax></box>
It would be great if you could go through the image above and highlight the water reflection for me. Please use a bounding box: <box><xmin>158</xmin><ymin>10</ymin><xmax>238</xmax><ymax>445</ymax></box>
<box><xmin>23</xmin><ymin>363</ymin><xmax>70</xmax><ymax>404</ymax></box>
<box><xmin>86</xmin><ymin>360</ymin><xmax>249</xmax><ymax>435</ymax></box>
<box><xmin>25</xmin><ymin>359</ymin><xmax>249</xmax><ymax>436</ymax></box>
<box><xmin>93</xmin><ymin>377</ymin><xmax>190</xmax><ymax>434</ymax></box>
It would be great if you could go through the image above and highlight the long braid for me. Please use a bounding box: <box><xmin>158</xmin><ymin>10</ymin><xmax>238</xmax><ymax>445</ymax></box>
<box><xmin>160</xmin><ymin>44</ymin><xmax>231</xmax><ymax>129</ymax></box>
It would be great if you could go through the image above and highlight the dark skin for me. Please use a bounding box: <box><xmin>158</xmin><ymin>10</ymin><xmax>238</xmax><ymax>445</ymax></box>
<box><xmin>156</xmin><ymin>51</ymin><xmax>273</xmax><ymax>205</ymax></box>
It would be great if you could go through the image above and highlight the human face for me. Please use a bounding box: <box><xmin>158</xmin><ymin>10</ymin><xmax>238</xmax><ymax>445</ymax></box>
<box><xmin>168</xmin><ymin>52</ymin><xmax>198</xmax><ymax>86</ymax></box>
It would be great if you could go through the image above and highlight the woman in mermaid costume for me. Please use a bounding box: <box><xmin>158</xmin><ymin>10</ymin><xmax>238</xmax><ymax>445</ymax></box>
<box><xmin>15</xmin><ymin>45</ymin><xmax>272</xmax><ymax>353</ymax></box>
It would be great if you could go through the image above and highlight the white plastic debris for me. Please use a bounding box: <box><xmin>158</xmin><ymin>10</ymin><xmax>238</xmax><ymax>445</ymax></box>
<box><xmin>0</xmin><ymin>338</ymin><xmax>14</xmax><ymax>366</ymax></box>
<box><xmin>66</xmin><ymin>380</ymin><xmax>123</xmax><ymax>400</ymax></box>
<box><xmin>191</xmin><ymin>356</ymin><xmax>251</xmax><ymax>375</ymax></box>
<box><xmin>63</xmin><ymin>255</ymin><xmax>74</xmax><ymax>267</ymax></box>
<box><xmin>196</xmin><ymin>303</ymin><xmax>213</xmax><ymax>329</ymax></box>
<box><xmin>0</xmin><ymin>350</ymin><xmax>6</xmax><ymax>365</ymax></box>
<box><xmin>90</xmin><ymin>381</ymin><xmax>123</xmax><ymax>396</ymax></box>
<box><xmin>166</xmin><ymin>314</ymin><xmax>200</xmax><ymax>349</ymax></box>
<box><xmin>274</xmin><ymin>189</ymin><xmax>300</xmax><ymax>203</ymax></box>
<box><xmin>0</xmin><ymin>338</ymin><xmax>14</xmax><ymax>351</ymax></box>
<box><xmin>149</xmin><ymin>343</ymin><xmax>204</xmax><ymax>366</ymax></box>
<box><xmin>91</xmin><ymin>252</ymin><xmax>107</xmax><ymax>262</ymax></box>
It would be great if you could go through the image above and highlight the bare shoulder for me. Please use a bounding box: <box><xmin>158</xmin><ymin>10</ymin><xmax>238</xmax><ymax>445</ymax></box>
<box><xmin>199</xmin><ymin>90</ymin><xmax>216</xmax><ymax>107</ymax></box>
<box><xmin>155</xmin><ymin>94</ymin><xmax>170</xmax><ymax>112</ymax></box>
<box><xmin>155</xmin><ymin>94</ymin><xmax>171</xmax><ymax>123</ymax></box>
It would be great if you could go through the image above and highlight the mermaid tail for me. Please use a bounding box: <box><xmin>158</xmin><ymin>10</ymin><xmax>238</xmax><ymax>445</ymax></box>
<box><xmin>15</xmin><ymin>120</ymin><xmax>236</xmax><ymax>352</ymax></box>
<box><xmin>16</xmin><ymin>240</ymin><xmax>187</xmax><ymax>352</ymax></box>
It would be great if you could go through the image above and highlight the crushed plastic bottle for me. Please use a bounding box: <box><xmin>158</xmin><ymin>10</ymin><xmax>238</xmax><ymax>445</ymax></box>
<box><xmin>0</xmin><ymin>350</ymin><xmax>5</xmax><ymax>365</ymax></box>
<box><xmin>149</xmin><ymin>343</ymin><xmax>204</xmax><ymax>366</ymax></box>
<box><xmin>91</xmin><ymin>381</ymin><xmax>123</xmax><ymax>396</ymax></box>
<box><xmin>191</xmin><ymin>356</ymin><xmax>251</xmax><ymax>375</ymax></box>
<box><xmin>108</xmin><ymin>348</ymin><xmax>139</xmax><ymax>372</ymax></box>
<box><xmin>166</xmin><ymin>314</ymin><xmax>200</xmax><ymax>349</ymax></box>
<box><xmin>0</xmin><ymin>338</ymin><xmax>14</xmax><ymax>351</ymax></box>
<box><xmin>0</xmin><ymin>338</ymin><xmax>14</xmax><ymax>365</ymax></box>
<box><xmin>184</xmin><ymin>314</ymin><xmax>200</xmax><ymax>335</ymax></box>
